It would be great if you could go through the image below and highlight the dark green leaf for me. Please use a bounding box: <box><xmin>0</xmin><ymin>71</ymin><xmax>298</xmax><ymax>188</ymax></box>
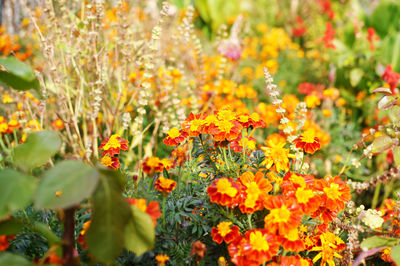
<box><xmin>0</xmin><ymin>169</ymin><xmax>37</xmax><ymax>219</ymax></box>
<box><xmin>13</xmin><ymin>131</ymin><xmax>61</xmax><ymax>171</ymax></box>
<box><xmin>86</xmin><ymin>170</ymin><xmax>131</xmax><ymax>263</ymax></box>
<box><xmin>0</xmin><ymin>57</ymin><xmax>39</xmax><ymax>92</ymax></box>
<box><xmin>35</xmin><ymin>161</ymin><xmax>99</xmax><ymax>209</ymax></box>
<box><xmin>0</xmin><ymin>252</ymin><xmax>32</xmax><ymax>266</ymax></box>
<box><xmin>125</xmin><ymin>206</ymin><xmax>155</xmax><ymax>257</ymax></box>
<box><xmin>0</xmin><ymin>217</ymin><xmax>24</xmax><ymax>235</ymax></box>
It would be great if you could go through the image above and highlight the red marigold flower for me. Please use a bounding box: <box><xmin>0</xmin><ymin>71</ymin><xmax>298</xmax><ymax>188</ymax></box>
<box><xmin>163</xmin><ymin>127</ymin><xmax>188</xmax><ymax>146</ymax></box>
<box><xmin>207</xmin><ymin>177</ymin><xmax>241</xmax><ymax>207</ymax></box>
<box><xmin>208</xmin><ymin>120</ymin><xmax>243</xmax><ymax>142</ymax></box>
<box><xmin>155</xmin><ymin>254</ymin><xmax>170</xmax><ymax>266</ymax></box>
<box><xmin>263</xmin><ymin>196</ymin><xmax>302</xmax><ymax>237</ymax></box>
<box><xmin>126</xmin><ymin>198</ymin><xmax>162</xmax><ymax>226</ymax></box>
<box><xmin>382</xmin><ymin>65</ymin><xmax>400</xmax><ymax>93</ymax></box>
<box><xmin>319</xmin><ymin>22</ymin><xmax>336</xmax><ymax>49</ymax></box>
<box><xmin>99</xmin><ymin>134</ymin><xmax>129</xmax><ymax>156</ymax></box>
<box><xmin>228</xmin><ymin>229</ymin><xmax>280</xmax><ymax>265</ymax></box>
<box><xmin>7</xmin><ymin>120</ymin><xmax>20</xmax><ymax>133</ymax></box>
<box><xmin>211</xmin><ymin>221</ymin><xmax>241</xmax><ymax>244</ymax></box>
<box><xmin>100</xmin><ymin>155</ymin><xmax>121</xmax><ymax>169</ymax></box>
<box><xmin>0</xmin><ymin>235</ymin><xmax>10</xmax><ymax>251</ymax></box>
<box><xmin>51</xmin><ymin>119</ymin><xmax>65</xmax><ymax>130</ymax></box>
<box><xmin>293</xmin><ymin>16</ymin><xmax>306</xmax><ymax>37</ymax></box>
<box><xmin>367</xmin><ymin>27</ymin><xmax>379</xmax><ymax>50</ymax></box>
<box><xmin>238</xmin><ymin>171</ymin><xmax>272</xmax><ymax>213</ymax></box>
<box><xmin>142</xmin><ymin>156</ymin><xmax>163</xmax><ymax>174</ymax></box>
<box><xmin>154</xmin><ymin>176</ymin><xmax>176</xmax><ymax>194</ymax></box>
<box><xmin>293</xmin><ymin>130</ymin><xmax>320</xmax><ymax>154</ymax></box>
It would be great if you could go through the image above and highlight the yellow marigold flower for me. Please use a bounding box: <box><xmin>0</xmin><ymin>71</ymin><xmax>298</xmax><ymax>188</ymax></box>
<box><xmin>305</xmin><ymin>94</ymin><xmax>321</xmax><ymax>108</ymax></box>
<box><xmin>2</xmin><ymin>94</ymin><xmax>13</xmax><ymax>104</ymax></box>
<box><xmin>323</xmin><ymin>88</ymin><xmax>340</xmax><ymax>100</ymax></box>
<box><xmin>261</xmin><ymin>142</ymin><xmax>295</xmax><ymax>173</ymax></box>
<box><xmin>322</xmin><ymin>109</ymin><xmax>332</xmax><ymax>118</ymax></box>
<box><xmin>80</xmin><ymin>221</ymin><xmax>91</xmax><ymax>235</ymax></box>
<box><xmin>0</xmin><ymin>123</ymin><xmax>8</xmax><ymax>133</ymax></box>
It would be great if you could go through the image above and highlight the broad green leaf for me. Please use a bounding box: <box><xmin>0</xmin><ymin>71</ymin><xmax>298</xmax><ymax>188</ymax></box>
<box><xmin>0</xmin><ymin>57</ymin><xmax>39</xmax><ymax>92</ymax></box>
<box><xmin>369</xmin><ymin>1</ymin><xmax>400</xmax><ymax>38</ymax></box>
<box><xmin>125</xmin><ymin>206</ymin><xmax>155</xmax><ymax>257</ymax></box>
<box><xmin>391</xmin><ymin>245</ymin><xmax>400</xmax><ymax>264</ymax></box>
<box><xmin>350</xmin><ymin>68</ymin><xmax>364</xmax><ymax>87</ymax></box>
<box><xmin>0</xmin><ymin>218</ymin><xmax>24</xmax><ymax>235</ymax></box>
<box><xmin>372</xmin><ymin>135</ymin><xmax>393</xmax><ymax>154</ymax></box>
<box><xmin>0</xmin><ymin>252</ymin><xmax>32</xmax><ymax>266</ymax></box>
<box><xmin>393</xmin><ymin>146</ymin><xmax>400</xmax><ymax>167</ymax></box>
<box><xmin>35</xmin><ymin>161</ymin><xmax>99</xmax><ymax>209</ymax></box>
<box><xmin>0</xmin><ymin>169</ymin><xmax>37</xmax><ymax>219</ymax></box>
<box><xmin>86</xmin><ymin>170</ymin><xmax>131</xmax><ymax>263</ymax></box>
<box><xmin>13</xmin><ymin>131</ymin><xmax>61</xmax><ymax>171</ymax></box>
<box><xmin>360</xmin><ymin>236</ymin><xmax>400</xmax><ymax>249</ymax></box>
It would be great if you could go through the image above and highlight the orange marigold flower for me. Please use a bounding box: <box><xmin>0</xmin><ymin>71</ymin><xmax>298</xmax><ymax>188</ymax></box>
<box><xmin>276</xmin><ymin>255</ymin><xmax>312</xmax><ymax>266</ymax></box>
<box><xmin>209</xmin><ymin>119</ymin><xmax>243</xmax><ymax>142</ymax></box>
<box><xmin>181</xmin><ymin>113</ymin><xmax>206</xmax><ymax>137</ymax></box>
<box><xmin>263</xmin><ymin>196</ymin><xmax>302</xmax><ymax>237</ymax></box>
<box><xmin>100</xmin><ymin>155</ymin><xmax>121</xmax><ymax>169</ymax></box>
<box><xmin>207</xmin><ymin>177</ymin><xmax>241</xmax><ymax>207</ymax></box>
<box><xmin>142</xmin><ymin>156</ymin><xmax>163</xmax><ymax>174</ymax></box>
<box><xmin>155</xmin><ymin>254</ymin><xmax>170</xmax><ymax>265</ymax></box>
<box><xmin>381</xmin><ymin>247</ymin><xmax>393</xmax><ymax>262</ymax></box>
<box><xmin>163</xmin><ymin>127</ymin><xmax>188</xmax><ymax>146</ymax></box>
<box><xmin>293</xmin><ymin>130</ymin><xmax>320</xmax><ymax>154</ymax></box>
<box><xmin>0</xmin><ymin>235</ymin><xmax>9</xmax><ymax>251</ymax></box>
<box><xmin>228</xmin><ymin>229</ymin><xmax>280</xmax><ymax>265</ymax></box>
<box><xmin>51</xmin><ymin>119</ymin><xmax>65</xmax><ymax>130</ymax></box>
<box><xmin>230</xmin><ymin>135</ymin><xmax>257</xmax><ymax>153</ymax></box>
<box><xmin>99</xmin><ymin>134</ymin><xmax>129</xmax><ymax>156</ymax></box>
<box><xmin>279</xmin><ymin>228</ymin><xmax>305</xmax><ymax>252</ymax></box>
<box><xmin>211</xmin><ymin>221</ymin><xmax>241</xmax><ymax>244</ymax></box>
<box><xmin>7</xmin><ymin>119</ymin><xmax>20</xmax><ymax>133</ymax></box>
<box><xmin>44</xmin><ymin>253</ymin><xmax>63</xmax><ymax>265</ymax></box>
<box><xmin>238</xmin><ymin>171</ymin><xmax>272</xmax><ymax>213</ymax></box>
<box><xmin>154</xmin><ymin>176</ymin><xmax>176</xmax><ymax>194</ymax></box>
<box><xmin>315</xmin><ymin>176</ymin><xmax>351</xmax><ymax>212</ymax></box>
<box><xmin>0</xmin><ymin>123</ymin><xmax>7</xmax><ymax>134</ymax></box>
<box><xmin>126</xmin><ymin>198</ymin><xmax>162</xmax><ymax>227</ymax></box>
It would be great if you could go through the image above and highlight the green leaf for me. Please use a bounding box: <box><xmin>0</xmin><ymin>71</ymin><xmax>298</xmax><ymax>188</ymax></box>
<box><xmin>0</xmin><ymin>252</ymin><xmax>32</xmax><ymax>266</ymax></box>
<box><xmin>391</xmin><ymin>245</ymin><xmax>400</xmax><ymax>264</ymax></box>
<box><xmin>86</xmin><ymin>170</ymin><xmax>131</xmax><ymax>263</ymax></box>
<box><xmin>13</xmin><ymin>131</ymin><xmax>61</xmax><ymax>171</ymax></box>
<box><xmin>360</xmin><ymin>236</ymin><xmax>400</xmax><ymax>249</ymax></box>
<box><xmin>372</xmin><ymin>135</ymin><xmax>393</xmax><ymax>154</ymax></box>
<box><xmin>35</xmin><ymin>161</ymin><xmax>99</xmax><ymax>209</ymax></box>
<box><xmin>393</xmin><ymin>146</ymin><xmax>400</xmax><ymax>167</ymax></box>
<box><xmin>125</xmin><ymin>206</ymin><xmax>155</xmax><ymax>257</ymax></box>
<box><xmin>0</xmin><ymin>169</ymin><xmax>37</xmax><ymax>219</ymax></box>
<box><xmin>0</xmin><ymin>56</ymin><xmax>39</xmax><ymax>92</ymax></box>
<box><xmin>369</xmin><ymin>1</ymin><xmax>400</xmax><ymax>38</ymax></box>
<box><xmin>350</xmin><ymin>68</ymin><xmax>364</xmax><ymax>87</ymax></box>
<box><xmin>0</xmin><ymin>218</ymin><xmax>24</xmax><ymax>235</ymax></box>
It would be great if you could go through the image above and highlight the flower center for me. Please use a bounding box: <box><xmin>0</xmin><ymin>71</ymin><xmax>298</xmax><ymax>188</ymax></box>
<box><xmin>103</xmin><ymin>135</ymin><xmax>122</xmax><ymax>150</ymax></box>
<box><xmin>216</xmin><ymin>179</ymin><xmax>238</xmax><ymax>197</ymax></box>
<box><xmin>190</xmin><ymin>119</ymin><xmax>203</xmax><ymax>132</ymax></box>
<box><xmin>270</xmin><ymin>205</ymin><xmax>291</xmax><ymax>223</ymax></box>
<box><xmin>301</xmin><ymin>130</ymin><xmax>316</xmax><ymax>143</ymax></box>
<box><xmin>249</xmin><ymin>231</ymin><xmax>269</xmax><ymax>251</ymax></box>
<box><xmin>217</xmin><ymin>120</ymin><xmax>234</xmax><ymax>132</ymax></box>
<box><xmin>167</xmin><ymin>128</ymin><xmax>181</xmax><ymax>139</ymax></box>
<box><xmin>296</xmin><ymin>187</ymin><xmax>314</xmax><ymax>203</ymax></box>
<box><xmin>100</xmin><ymin>156</ymin><xmax>113</xmax><ymax>166</ymax></box>
<box><xmin>217</xmin><ymin>222</ymin><xmax>232</xmax><ymax>237</ymax></box>
<box><xmin>323</xmin><ymin>183</ymin><xmax>341</xmax><ymax>200</ymax></box>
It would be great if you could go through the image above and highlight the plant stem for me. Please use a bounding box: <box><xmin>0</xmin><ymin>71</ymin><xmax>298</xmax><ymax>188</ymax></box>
<box><xmin>62</xmin><ymin>207</ymin><xmax>76</xmax><ymax>266</ymax></box>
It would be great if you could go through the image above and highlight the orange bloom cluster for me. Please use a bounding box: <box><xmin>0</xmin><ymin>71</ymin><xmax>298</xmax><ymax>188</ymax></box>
<box><xmin>142</xmin><ymin>157</ymin><xmax>173</xmax><ymax>174</ymax></box>
<box><xmin>207</xmin><ymin>170</ymin><xmax>352</xmax><ymax>265</ymax></box>
<box><xmin>154</xmin><ymin>176</ymin><xmax>176</xmax><ymax>194</ymax></box>
<box><xmin>0</xmin><ymin>116</ymin><xmax>21</xmax><ymax>134</ymax></box>
<box><xmin>163</xmin><ymin>109</ymin><xmax>265</xmax><ymax>147</ymax></box>
<box><xmin>379</xmin><ymin>199</ymin><xmax>400</xmax><ymax>237</ymax></box>
<box><xmin>77</xmin><ymin>220</ymin><xmax>91</xmax><ymax>249</ymax></box>
<box><xmin>99</xmin><ymin>134</ymin><xmax>129</xmax><ymax>169</ymax></box>
<box><xmin>126</xmin><ymin>198</ymin><xmax>162</xmax><ymax>227</ymax></box>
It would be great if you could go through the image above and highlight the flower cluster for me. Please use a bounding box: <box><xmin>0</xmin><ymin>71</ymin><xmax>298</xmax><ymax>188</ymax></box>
<box><xmin>163</xmin><ymin>109</ymin><xmax>265</xmax><ymax>148</ymax></box>
<box><xmin>99</xmin><ymin>135</ymin><xmax>129</xmax><ymax>169</ymax></box>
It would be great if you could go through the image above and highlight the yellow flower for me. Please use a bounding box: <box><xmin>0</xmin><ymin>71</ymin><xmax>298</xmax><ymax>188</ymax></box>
<box><xmin>305</xmin><ymin>94</ymin><xmax>320</xmax><ymax>108</ymax></box>
<box><xmin>261</xmin><ymin>142</ymin><xmax>295</xmax><ymax>173</ymax></box>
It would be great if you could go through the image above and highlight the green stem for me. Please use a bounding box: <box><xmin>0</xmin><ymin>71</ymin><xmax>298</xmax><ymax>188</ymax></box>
<box><xmin>247</xmin><ymin>214</ymin><xmax>253</xmax><ymax>230</ymax></box>
<box><xmin>162</xmin><ymin>195</ymin><xmax>167</xmax><ymax>228</ymax></box>
<box><xmin>199</xmin><ymin>135</ymin><xmax>217</xmax><ymax>173</ymax></box>
<box><xmin>372</xmin><ymin>182</ymin><xmax>381</xmax><ymax>209</ymax></box>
